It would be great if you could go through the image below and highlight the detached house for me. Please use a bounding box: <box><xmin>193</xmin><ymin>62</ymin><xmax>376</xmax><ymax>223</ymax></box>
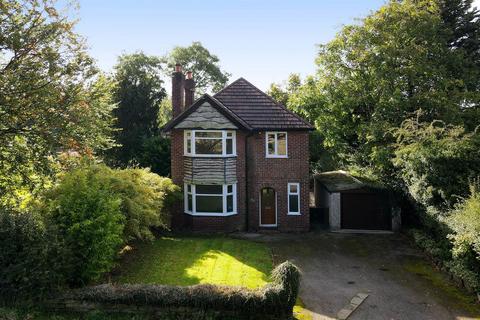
<box><xmin>163</xmin><ymin>65</ymin><xmax>313</xmax><ymax>232</ymax></box>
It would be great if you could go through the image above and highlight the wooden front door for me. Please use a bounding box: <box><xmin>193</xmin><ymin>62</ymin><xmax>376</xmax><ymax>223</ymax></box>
<box><xmin>260</xmin><ymin>188</ymin><xmax>276</xmax><ymax>226</ymax></box>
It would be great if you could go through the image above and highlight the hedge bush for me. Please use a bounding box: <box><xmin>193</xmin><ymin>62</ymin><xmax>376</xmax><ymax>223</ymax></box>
<box><xmin>63</xmin><ymin>261</ymin><xmax>301</xmax><ymax>319</ymax></box>
<box><xmin>45</xmin><ymin>165</ymin><xmax>126</xmax><ymax>286</ymax></box>
<box><xmin>0</xmin><ymin>207</ymin><xmax>65</xmax><ymax>299</ymax></box>
<box><xmin>0</xmin><ymin>164</ymin><xmax>181</xmax><ymax>298</ymax></box>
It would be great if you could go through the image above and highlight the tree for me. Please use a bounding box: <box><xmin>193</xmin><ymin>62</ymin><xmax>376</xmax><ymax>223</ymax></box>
<box><xmin>109</xmin><ymin>52</ymin><xmax>167</xmax><ymax>169</ymax></box>
<box><xmin>0</xmin><ymin>0</ymin><xmax>116</xmax><ymax>204</ymax></box>
<box><xmin>164</xmin><ymin>41</ymin><xmax>231</xmax><ymax>93</ymax></box>
<box><xmin>268</xmin><ymin>73</ymin><xmax>302</xmax><ymax>106</ymax></box>
<box><xmin>287</xmin><ymin>0</ymin><xmax>480</xmax><ymax>180</ymax></box>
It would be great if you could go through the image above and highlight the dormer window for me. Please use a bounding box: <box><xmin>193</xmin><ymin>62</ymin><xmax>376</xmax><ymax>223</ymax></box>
<box><xmin>184</xmin><ymin>130</ymin><xmax>236</xmax><ymax>157</ymax></box>
<box><xmin>266</xmin><ymin>132</ymin><xmax>287</xmax><ymax>158</ymax></box>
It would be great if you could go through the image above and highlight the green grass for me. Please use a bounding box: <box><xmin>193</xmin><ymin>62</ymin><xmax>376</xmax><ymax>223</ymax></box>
<box><xmin>114</xmin><ymin>235</ymin><xmax>273</xmax><ymax>289</ymax></box>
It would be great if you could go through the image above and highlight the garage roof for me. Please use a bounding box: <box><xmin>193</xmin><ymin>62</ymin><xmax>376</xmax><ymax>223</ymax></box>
<box><xmin>314</xmin><ymin>170</ymin><xmax>377</xmax><ymax>193</ymax></box>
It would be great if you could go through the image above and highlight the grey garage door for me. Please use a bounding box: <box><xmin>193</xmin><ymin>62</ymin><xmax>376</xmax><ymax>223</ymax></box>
<box><xmin>341</xmin><ymin>192</ymin><xmax>391</xmax><ymax>230</ymax></box>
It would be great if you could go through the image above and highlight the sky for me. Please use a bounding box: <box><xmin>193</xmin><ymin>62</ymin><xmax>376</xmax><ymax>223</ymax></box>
<box><xmin>68</xmin><ymin>0</ymin><xmax>477</xmax><ymax>91</ymax></box>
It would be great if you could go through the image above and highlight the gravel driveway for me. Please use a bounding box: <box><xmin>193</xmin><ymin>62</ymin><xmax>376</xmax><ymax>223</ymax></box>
<box><xmin>260</xmin><ymin>231</ymin><xmax>480</xmax><ymax>320</ymax></box>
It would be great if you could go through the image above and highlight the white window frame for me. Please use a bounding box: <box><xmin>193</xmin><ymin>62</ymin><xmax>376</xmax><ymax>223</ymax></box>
<box><xmin>184</xmin><ymin>183</ymin><xmax>237</xmax><ymax>216</ymax></box>
<box><xmin>184</xmin><ymin>130</ymin><xmax>236</xmax><ymax>157</ymax></box>
<box><xmin>265</xmin><ymin>132</ymin><xmax>288</xmax><ymax>158</ymax></box>
<box><xmin>287</xmin><ymin>183</ymin><xmax>301</xmax><ymax>215</ymax></box>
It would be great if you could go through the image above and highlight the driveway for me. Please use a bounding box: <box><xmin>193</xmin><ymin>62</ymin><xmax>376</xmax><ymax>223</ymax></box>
<box><xmin>261</xmin><ymin>231</ymin><xmax>480</xmax><ymax>320</ymax></box>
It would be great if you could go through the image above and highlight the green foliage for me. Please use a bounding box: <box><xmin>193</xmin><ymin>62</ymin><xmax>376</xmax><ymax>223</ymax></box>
<box><xmin>393</xmin><ymin>118</ymin><xmax>480</xmax><ymax>211</ymax></box>
<box><xmin>67</xmin><ymin>261</ymin><xmax>300</xmax><ymax>319</ymax></box>
<box><xmin>164</xmin><ymin>41</ymin><xmax>231</xmax><ymax>93</ymax></box>
<box><xmin>108</xmin><ymin>52</ymin><xmax>167</xmax><ymax>169</ymax></box>
<box><xmin>282</xmin><ymin>0</ymin><xmax>480</xmax><ymax>181</ymax></box>
<box><xmin>137</xmin><ymin>134</ymin><xmax>171</xmax><ymax>177</ymax></box>
<box><xmin>45</xmin><ymin>165</ymin><xmax>125</xmax><ymax>285</ymax></box>
<box><xmin>0</xmin><ymin>207</ymin><xmax>65</xmax><ymax>299</ymax></box>
<box><xmin>0</xmin><ymin>0</ymin><xmax>116</xmax><ymax>201</ymax></box>
<box><xmin>446</xmin><ymin>184</ymin><xmax>480</xmax><ymax>289</ymax></box>
<box><xmin>112</xmin><ymin>168</ymin><xmax>181</xmax><ymax>241</ymax></box>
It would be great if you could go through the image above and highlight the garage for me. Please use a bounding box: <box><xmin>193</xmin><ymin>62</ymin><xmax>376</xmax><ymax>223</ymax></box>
<box><xmin>312</xmin><ymin>171</ymin><xmax>399</xmax><ymax>231</ymax></box>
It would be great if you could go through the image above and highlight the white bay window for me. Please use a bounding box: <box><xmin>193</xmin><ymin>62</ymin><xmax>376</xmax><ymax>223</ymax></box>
<box><xmin>184</xmin><ymin>183</ymin><xmax>237</xmax><ymax>216</ymax></box>
<box><xmin>184</xmin><ymin>130</ymin><xmax>236</xmax><ymax>156</ymax></box>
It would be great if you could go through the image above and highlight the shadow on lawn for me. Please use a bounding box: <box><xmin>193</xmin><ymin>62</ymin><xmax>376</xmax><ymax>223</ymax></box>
<box><xmin>110</xmin><ymin>235</ymin><xmax>272</xmax><ymax>288</ymax></box>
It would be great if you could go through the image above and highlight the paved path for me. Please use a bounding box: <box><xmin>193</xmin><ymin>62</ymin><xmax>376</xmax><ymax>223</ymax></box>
<box><xmin>260</xmin><ymin>231</ymin><xmax>480</xmax><ymax>320</ymax></box>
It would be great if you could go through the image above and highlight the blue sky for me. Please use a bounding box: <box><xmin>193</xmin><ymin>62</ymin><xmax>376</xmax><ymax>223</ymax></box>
<box><xmin>71</xmin><ymin>1</ymin><xmax>387</xmax><ymax>91</ymax></box>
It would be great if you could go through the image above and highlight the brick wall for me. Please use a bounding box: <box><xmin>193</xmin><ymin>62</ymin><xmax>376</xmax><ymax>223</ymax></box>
<box><xmin>170</xmin><ymin>129</ymin><xmax>310</xmax><ymax>232</ymax></box>
<box><xmin>246</xmin><ymin>131</ymin><xmax>310</xmax><ymax>232</ymax></box>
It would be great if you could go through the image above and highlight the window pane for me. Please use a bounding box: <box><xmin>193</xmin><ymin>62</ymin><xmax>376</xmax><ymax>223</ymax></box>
<box><xmin>196</xmin><ymin>185</ymin><xmax>223</xmax><ymax>194</ymax></box>
<box><xmin>187</xmin><ymin>185</ymin><xmax>192</xmax><ymax>193</ymax></box>
<box><xmin>277</xmin><ymin>133</ymin><xmax>286</xmax><ymax>155</ymax></box>
<box><xmin>227</xmin><ymin>195</ymin><xmax>234</xmax><ymax>212</ymax></box>
<box><xmin>196</xmin><ymin>131</ymin><xmax>222</xmax><ymax>138</ymax></box>
<box><xmin>226</xmin><ymin>138</ymin><xmax>233</xmax><ymax>154</ymax></box>
<box><xmin>186</xmin><ymin>139</ymin><xmax>192</xmax><ymax>153</ymax></box>
<box><xmin>196</xmin><ymin>138</ymin><xmax>223</xmax><ymax>154</ymax></box>
<box><xmin>267</xmin><ymin>134</ymin><xmax>275</xmax><ymax>155</ymax></box>
<box><xmin>289</xmin><ymin>195</ymin><xmax>299</xmax><ymax>212</ymax></box>
<box><xmin>187</xmin><ymin>194</ymin><xmax>193</xmax><ymax>211</ymax></box>
<box><xmin>196</xmin><ymin>196</ymin><xmax>223</xmax><ymax>213</ymax></box>
<box><xmin>227</xmin><ymin>132</ymin><xmax>233</xmax><ymax>137</ymax></box>
<box><xmin>227</xmin><ymin>185</ymin><xmax>233</xmax><ymax>193</ymax></box>
<box><xmin>289</xmin><ymin>184</ymin><xmax>298</xmax><ymax>194</ymax></box>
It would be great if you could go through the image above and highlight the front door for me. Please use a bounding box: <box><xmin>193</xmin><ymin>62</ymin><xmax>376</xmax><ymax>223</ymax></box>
<box><xmin>260</xmin><ymin>188</ymin><xmax>276</xmax><ymax>226</ymax></box>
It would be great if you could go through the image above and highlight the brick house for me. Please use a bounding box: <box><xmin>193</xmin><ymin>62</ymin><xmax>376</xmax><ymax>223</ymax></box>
<box><xmin>163</xmin><ymin>65</ymin><xmax>313</xmax><ymax>232</ymax></box>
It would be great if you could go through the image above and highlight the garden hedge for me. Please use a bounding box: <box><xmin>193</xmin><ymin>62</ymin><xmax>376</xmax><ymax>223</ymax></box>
<box><xmin>56</xmin><ymin>261</ymin><xmax>300</xmax><ymax>319</ymax></box>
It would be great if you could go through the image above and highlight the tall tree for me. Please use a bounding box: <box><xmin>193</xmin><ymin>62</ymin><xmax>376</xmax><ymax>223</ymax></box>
<box><xmin>437</xmin><ymin>0</ymin><xmax>480</xmax><ymax>102</ymax></box>
<box><xmin>287</xmin><ymin>0</ymin><xmax>480</xmax><ymax>179</ymax></box>
<box><xmin>0</xmin><ymin>0</ymin><xmax>116</xmax><ymax>203</ymax></box>
<box><xmin>109</xmin><ymin>52</ymin><xmax>170</xmax><ymax>175</ymax></box>
<box><xmin>164</xmin><ymin>41</ymin><xmax>231</xmax><ymax>94</ymax></box>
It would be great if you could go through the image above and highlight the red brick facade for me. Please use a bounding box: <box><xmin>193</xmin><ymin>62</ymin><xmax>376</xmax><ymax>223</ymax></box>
<box><xmin>170</xmin><ymin>129</ymin><xmax>310</xmax><ymax>232</ymax></box>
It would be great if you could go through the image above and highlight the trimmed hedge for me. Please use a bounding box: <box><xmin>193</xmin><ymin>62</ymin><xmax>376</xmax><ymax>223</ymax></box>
<box><xmin>60</xmin><ymin>261</ymin><xmax>300</xmax><ymax>319</ymax></box>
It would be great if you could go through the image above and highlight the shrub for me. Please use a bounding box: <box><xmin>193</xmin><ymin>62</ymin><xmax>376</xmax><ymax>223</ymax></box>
<box><xmin>62</xmin><ymin>261</ymin><xmax>301</xmax><ymax>319</ymax></box>
<box><xmin>0</xmin><ymin>207</ymin><xmax>65</xmax><ymax>299</ymax></box>
<box><xmin>45</xmin><ymin>165</ymin><xmax>125</xmax><ymax>285</ymax></box>
<box><xmin>112</xmin><ymin>168</ymin><xmax>181</xmax><ymax>241</ymax></box>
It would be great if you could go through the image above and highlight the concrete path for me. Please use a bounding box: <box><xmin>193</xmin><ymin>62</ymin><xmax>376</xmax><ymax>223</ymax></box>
<box><xmin>260</xmin><ymin>231</ymin><xmax>480</xmax><ymax>320</ymax></box>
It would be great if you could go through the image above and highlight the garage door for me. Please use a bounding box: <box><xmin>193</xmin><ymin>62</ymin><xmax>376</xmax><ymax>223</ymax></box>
<box><xmin>341</xmin><ymin>193</ymin><xmax>391</xmax><ymax>230</ymax></box>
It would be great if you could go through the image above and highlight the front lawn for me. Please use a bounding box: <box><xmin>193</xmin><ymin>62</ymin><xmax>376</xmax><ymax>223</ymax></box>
<box><xmin>114</xmin><ymin>235</ymin><xmax>273</xmax><ymax>289</ymax></box>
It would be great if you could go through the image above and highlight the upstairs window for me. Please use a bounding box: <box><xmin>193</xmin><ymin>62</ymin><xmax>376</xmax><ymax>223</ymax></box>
<box><xmin>184</xmin><ymin>130</ymin><xmax>236</xmax><ymax>156</ymax></box>
<box><xmin>266</xmin><ymin>132</ymin><xmax>287</xmax><ymax>158</ymax></box>
<box><xmin>287</xmin><ymin>183</ymin><xmax>300</xmax><ymax>215</ymax></box>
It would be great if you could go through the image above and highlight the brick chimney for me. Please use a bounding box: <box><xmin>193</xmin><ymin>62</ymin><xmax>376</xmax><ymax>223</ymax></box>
<box><xmin>172</xmin><ymin>63</ymin><xmax>184</xmax><ymax>118</ymax></box>
<box><xmin>184</xmin><ymin>71</ymin><xmax>195</xmax><ymax>108</ymax></box>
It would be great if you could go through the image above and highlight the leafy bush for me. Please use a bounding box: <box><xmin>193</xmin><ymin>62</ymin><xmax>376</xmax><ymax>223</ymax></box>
<box><xmin>62</xmin><ymin>261</ymin><xmax>300</xmax><ymax>319</ymax></box>
<box><xmin>393</xmin><ymin>119</ymin><xmax>480</xmax><ymax>212</ymax></box>
<box><xmin>45</xmin><ymin>165</ymin><xmax>125</xmax><ymax>285</ymax></box>
<box><xmin>446</xmin><ymin>184</ymin><xmax>480</xmax><ymax>290</ymax></box>
<box><xmin>0</xmin><ymin>207</ymin><xmax>65</xmax><ymax>299</ymax></box>
<box><xmin>112</xmin><ymin>168</ymin><xmax>181</xmax><ymax>241</ymax></box>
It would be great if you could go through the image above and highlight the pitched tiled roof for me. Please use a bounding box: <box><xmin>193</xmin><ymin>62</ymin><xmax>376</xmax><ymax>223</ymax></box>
<box><xmin>214</xmin><ymin>78</ymin><xmax>313</xmax><ymax>130</ymax></box>
<box><xmin>162</xmin><ymin>77</ymin><xmax>313</xmax><ymax>132</ymax></box>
